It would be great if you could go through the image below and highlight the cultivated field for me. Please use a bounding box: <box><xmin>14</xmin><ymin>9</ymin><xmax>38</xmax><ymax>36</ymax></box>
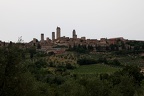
<box><xmin>72</xmin><ymin>64</ymin><xmax>121</xmax><ymax>74</ymax></box>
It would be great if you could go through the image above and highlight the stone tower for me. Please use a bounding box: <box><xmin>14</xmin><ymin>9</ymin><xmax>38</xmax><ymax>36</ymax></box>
<box><xmin>33</xmin><ymin>38</ymin><xmax>37</xmax><ymax>46</ymax></box>
<box><xmin>33</xmin><ymin>38</ymin><xmax>37</xmax><ymax>44</ymax></box>
<box><xmin>73</xmin><ymin>29</ymin><xmax>77</xmax><ymax>39</ymax></box>
<box><xmin>56</xmin><ymin>27</ymin><xmax>61</xmax><ymax>39</ymax></box>
<box><xmin>52</xmin><ymin>32</ymin><xmax>55</xmax><ymax>41</ymax></box>
<box><xmin>41</xmin><ymin>33</ymin><xmax>44</xmax><ymax>42</ymax></box>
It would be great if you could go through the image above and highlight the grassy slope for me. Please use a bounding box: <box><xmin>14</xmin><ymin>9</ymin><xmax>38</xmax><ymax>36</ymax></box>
<box><xmin>72</xmin><ymin>64</ymin><xmax>121</xmax><ymax>74</ymax></box>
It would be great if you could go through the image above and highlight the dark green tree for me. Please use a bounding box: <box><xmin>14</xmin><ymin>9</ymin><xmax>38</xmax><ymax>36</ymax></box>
<box><xmin>0</xmin><ymin>47</ymin><xmax>39</xmax><ymax>96</ymax></box>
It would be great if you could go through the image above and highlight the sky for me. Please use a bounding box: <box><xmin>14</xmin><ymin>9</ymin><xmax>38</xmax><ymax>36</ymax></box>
<box><xmin>0</xmin><ymin>0</ymin><xmax>144</xmax><ymax>42</ymax></box>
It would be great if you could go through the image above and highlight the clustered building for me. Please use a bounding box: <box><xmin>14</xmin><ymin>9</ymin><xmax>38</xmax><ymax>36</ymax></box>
<box><xmin>28</xmin><ymin>27</ymin><xmax>128</xmax><ymax>53</ymax></box>
<box><xmin>0</xmin><ymin>26</ymin><xmax>143</xmax><ymax>54</ymax></box>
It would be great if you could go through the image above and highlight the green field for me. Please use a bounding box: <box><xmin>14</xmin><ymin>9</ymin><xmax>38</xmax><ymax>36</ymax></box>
<box><xmin>72</xmin><ymin>64</ymin><xmax>121</xmax><ymax>74</ymax></box>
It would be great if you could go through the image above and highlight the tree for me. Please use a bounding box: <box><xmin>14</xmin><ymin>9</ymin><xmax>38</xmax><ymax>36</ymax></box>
<box><xmin>0</xmin><ymin>46</ymin><xmax>39</xmax><ymax>96</ymax></box>
<box><xmin>28</xmin><ymin>47</ymin><xmax>36</xmax><ymax>59</ymax></box>
<box><xmin>112</xmin><ymin>59</ymin><xmax>121</xmax><ymax>66</ymax></box>
<box><xmin>122</xmin><ymin>66</ymin><xmax>144</xmax><ymax>85</ymax></box>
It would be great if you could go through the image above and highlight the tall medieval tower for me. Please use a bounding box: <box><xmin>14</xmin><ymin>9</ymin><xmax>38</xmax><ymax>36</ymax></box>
<box><xmin>56</xmin><ymin>27</ymin><xmax>61</xmax><ymax>39</ymax></box>
<box><xmin>41</xmin><ymin>33</ymin><xmax>44</xmax><ymax>42</ymax></box>
<box><xmin>52</xmin><ymin>32</ymin><xmax>55</xmax><ymax>41</ymax></box>
<box><xmin>72</xmin><ymin>29</ymin><xmax>77</xmax><ymax>39</ymax></box>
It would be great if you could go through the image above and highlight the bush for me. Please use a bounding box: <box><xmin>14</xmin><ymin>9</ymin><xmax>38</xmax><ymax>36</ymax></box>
<box><xmin>97</xmin><ymin>57</ymin><xmax>108</xmax><ymax>64</ymax></box>
<box><xmin>112</xmin><ymin>59</ymin><xmax>121</xmax><ymax>66</ymax></box>
<box><xmin>35</xmin><ymin>59</ymin><xmax>47</xmax><ymax>69</ymax></box>
<box><xmin>77</xmin><ymin>58</ymin><xmax>97</xmax><ymax>65</ymax></box>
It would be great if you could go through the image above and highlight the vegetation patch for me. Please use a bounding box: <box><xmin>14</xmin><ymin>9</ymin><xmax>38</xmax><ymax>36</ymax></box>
<box><xmin>72</xmin><ymin>64</ymin><xmax>121</xmax><ymax>74</ymax></box>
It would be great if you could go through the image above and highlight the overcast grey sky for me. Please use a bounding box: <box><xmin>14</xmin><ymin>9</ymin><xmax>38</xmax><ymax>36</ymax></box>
<box><xmin>0</xmin><ymin>0</ymin><xmax>144</xmax><ymax>42</ymax></box>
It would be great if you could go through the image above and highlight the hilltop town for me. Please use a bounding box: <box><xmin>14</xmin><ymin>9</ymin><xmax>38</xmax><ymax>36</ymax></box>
<box><xmin>1</xmin><ymin>27</ymin><xmax>144</xmax><ymax>96</ymax></box>
<box><xmin>0</xmin><ymin>27</ymin><xmax>144</xmax><ymax>54</ymax></box>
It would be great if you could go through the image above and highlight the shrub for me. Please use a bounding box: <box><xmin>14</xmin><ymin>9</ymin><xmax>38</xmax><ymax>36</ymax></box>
<box><xmin>112</xmin><ymin>59</ymin><xmax>121</xmax><ymax>66</ymax></box>
<box><xmin>77</xmin><ymin>58</ymin><xmax>97</xmax><ymax>65</ymax></box>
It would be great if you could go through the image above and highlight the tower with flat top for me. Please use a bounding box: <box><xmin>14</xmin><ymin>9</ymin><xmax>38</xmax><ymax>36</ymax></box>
<box><xmin>56</xmin><ymin>27</ymin><xmax>61</xmax><ymax>39</ymax></box>
<box><xmin>41</xmin><ymin>33</ymin><xmax>44</xmax><ymax>42</ymax></box>
<box><xmin>52</xmin><ymin>32</ymin><xmax>55</xmax><ymax>41</ymax></box>
<box><xmin>72</xmin><ymin>29</ymin><xmax>77</xmax><ymax>39</ymax></box>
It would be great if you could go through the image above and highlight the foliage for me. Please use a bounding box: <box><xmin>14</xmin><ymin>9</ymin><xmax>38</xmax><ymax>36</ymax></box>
<box><xmin>97</xmin><ymin>57</ymin><xmax>108</xmax><ymax>64</ymax></box>
<box><xmin>77</xmin><ymin>58</ymin><xmax>97</xmax><ymax>65</ymax></box>
<box><xmin>68</xmin><ymin>44</ymin><xmax>93</xmax><ymax>53</ymax></box>
<box><xmin>108</xmin><ymin>59</ymin><xmax>121</xmax><ymax>66</ymax></box>
<box><xmin>0</xmin><ymin>45</ymin><xmax>144</xmax><ymax>96</ymax></box>
<box><xmin>0</xmin><ymin>46</ymin><xmax>39</xmax><ymax>96</ymax></box>
<box><xmin>72</xmin><ymin>64</ymin><xmax>121</xmax><ymax>74</ymax></box>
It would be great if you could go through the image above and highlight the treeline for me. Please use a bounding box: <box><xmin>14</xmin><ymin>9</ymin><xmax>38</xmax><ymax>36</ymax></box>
<box><xmin>67</xmin><ymin>40</ymin><xmax>144</xmax><ymax>54</ymax></box>
<box><xmin>77</xmin><ymin>57</ymin><xmax>121</xmax><ymax>66</ymax></box>
<box><xmin>67</xmin><ymin>44</ymin><xmax>94</xmax><ymax>53</ymax></box>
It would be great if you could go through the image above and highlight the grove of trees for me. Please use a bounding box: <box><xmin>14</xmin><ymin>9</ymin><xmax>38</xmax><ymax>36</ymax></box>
<box><xmin>0</xmin><ymin>45</ymin><xmax>144</xmax><ymax>96</ymax></box>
